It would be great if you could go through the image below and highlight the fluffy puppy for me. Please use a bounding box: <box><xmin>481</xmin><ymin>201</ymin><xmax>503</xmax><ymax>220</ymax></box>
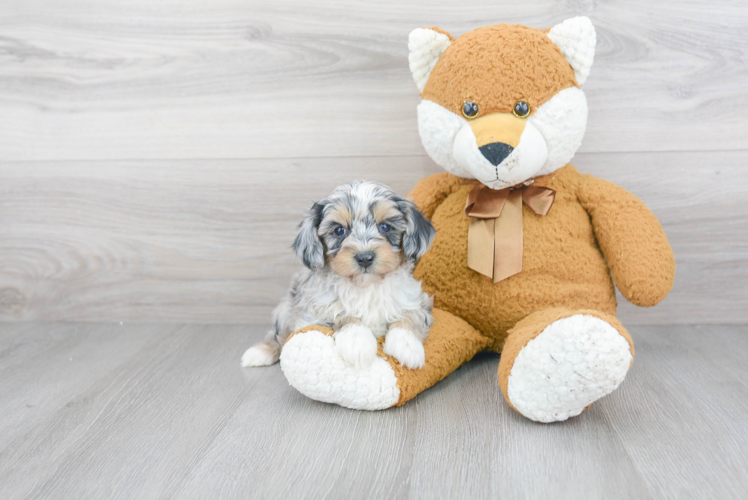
<box><xmin>241</xmin><ymin>180</ymin><xmax>436</xmax><ymax>369</ymax></box>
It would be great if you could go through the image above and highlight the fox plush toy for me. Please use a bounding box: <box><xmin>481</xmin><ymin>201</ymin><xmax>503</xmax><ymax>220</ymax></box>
<box><xmin>279</xmin><ymin>17</ymin><xmax>675</xmax><ymax>422</ymax></box>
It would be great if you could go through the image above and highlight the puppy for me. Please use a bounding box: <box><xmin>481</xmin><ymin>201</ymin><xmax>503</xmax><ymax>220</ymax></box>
<box><xmin>241</xmin><ymin>180</ymin><xmax>436</xmax><ymax>369</ymax></box>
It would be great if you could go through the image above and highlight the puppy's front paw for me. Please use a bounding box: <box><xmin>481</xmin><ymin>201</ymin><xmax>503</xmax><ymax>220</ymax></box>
<box><xmin>383</xmin><ymin>328</ymin><xmax>425</xmax><ymax>369</ymax></box>
<box><xmin>334</xmin><ymin>324</ymin><xmax>378</xmax><ymax>368</ymax></box>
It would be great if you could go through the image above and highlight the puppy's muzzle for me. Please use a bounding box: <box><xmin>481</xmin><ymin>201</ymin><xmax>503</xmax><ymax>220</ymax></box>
<box><xmin>355</xmin><ymin>251</ymin><xmax>375</xmax><ymax>269</ymax></box>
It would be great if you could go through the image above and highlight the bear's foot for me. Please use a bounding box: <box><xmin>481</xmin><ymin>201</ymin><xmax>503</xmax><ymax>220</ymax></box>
<box><xmin>280</xmin><ymin>328</ymin><xmax>400</xmax><ymax>410</ymax></box>
<box><xmin>280</xmin><ymin>309</ymin><xmax>492</xmax><ymax>410</ymax></box>
<box><xmin>499</xmin><ymin>309</ymin><xmax>634</xmax><ymax>423</ymax></box>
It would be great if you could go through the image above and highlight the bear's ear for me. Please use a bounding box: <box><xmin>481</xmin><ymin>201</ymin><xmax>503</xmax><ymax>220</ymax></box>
<box><xmin>547</xmin><ymin>16</ymin><xmax>596</xmax><ymax>86</ymax></box>
<box><xmin>408</xmin><ymin>27</ymin><xmax>453</xmax><ymax>93</ymax></box>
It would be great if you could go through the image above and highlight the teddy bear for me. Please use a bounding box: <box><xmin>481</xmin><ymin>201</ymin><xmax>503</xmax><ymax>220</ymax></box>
<box><xmin>278</xmin><ymin>17</ymin><xmax>675</xmax><ymax>422</ymax></box>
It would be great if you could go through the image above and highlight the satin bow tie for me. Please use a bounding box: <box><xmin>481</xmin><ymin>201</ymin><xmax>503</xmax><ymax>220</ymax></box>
<box><xmin>464</xmin><ymin>180</ymin><xmax>556</xmax><ymax>283</ymax></box>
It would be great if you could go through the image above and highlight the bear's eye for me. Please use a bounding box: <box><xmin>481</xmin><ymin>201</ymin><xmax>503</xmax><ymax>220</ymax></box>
<box><xmin>462</xmin><ymin>101</ymin><xmax>479</xmax><ymax>119</ymax></box>
<box><xmin>334</xmin><ymin>226</ymin><xmax>347</xmax><ymax>237</ymax></box>
<box><xmin>513</xmin><ymin>101</ymin><xmax>531</xmax><ymax>118</ymax></box>
<box><xmin>378</xmin><ymin>223</ymin><xmax>391</xmax><ymax>233</ymax></box>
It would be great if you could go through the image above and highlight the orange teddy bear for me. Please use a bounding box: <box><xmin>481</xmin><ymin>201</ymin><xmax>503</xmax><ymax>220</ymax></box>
<box><xmin>279</xmin><ymin>17</ymin><xmax>675</xmax><ymax>422</ymax></box>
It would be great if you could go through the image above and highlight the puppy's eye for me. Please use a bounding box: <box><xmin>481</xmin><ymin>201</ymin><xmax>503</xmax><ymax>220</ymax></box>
<box><xmin>462</xmin><ymin>101</ymin><xmax>479</xmax><ymax>119</ymax></box>
<box><xmin>513</xmin><ymin>101</ymin><xmax>531</xmax><ymax>118</ymax></box>
<box><xmin>378</xmin><ymin>223</ymin><xmax>391</xmax><ymax>233</ymax></box>
<box><xmin>334</xmin><ymin>227</ymin><xmax>347</xmax><ymax>237</ymax></box>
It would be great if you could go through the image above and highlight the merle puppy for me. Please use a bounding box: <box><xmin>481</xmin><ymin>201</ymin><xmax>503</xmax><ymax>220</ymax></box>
<box><xmin>241</xmin><ymin>180</ymin><xmax>436</xmax><ymax>369</ymax></box>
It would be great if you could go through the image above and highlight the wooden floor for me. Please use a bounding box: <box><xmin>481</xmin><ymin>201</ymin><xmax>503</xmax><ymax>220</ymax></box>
<box><xmin>0</xmin><ymin>323</ymin><xmax>746</xmax><ymax>500</ymax></box>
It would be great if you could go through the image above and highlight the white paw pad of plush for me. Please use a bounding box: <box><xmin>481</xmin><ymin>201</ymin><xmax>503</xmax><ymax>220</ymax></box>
<box><xmin>280</xmin><ymin>330</ymin><xmax>400</xmax><ymax>410</ymax></box>
<box><xmin>334</xmin><ymin>324</ymin><xmax>378</xmax><ymax>368</ymax></box>
<box><xmin>383</xmin><ymin>328</ymin><xmax>426</xmax><ymax>369</ymax></box>
<box><xmin>507</xmin><ymin>315</ymin><xmax>632</xmax><ymax>423</ymax></box>
<box><xmin>241</xmin><ymin>343</ymin><xmax>277</xmax><ymax>367</ymax></box>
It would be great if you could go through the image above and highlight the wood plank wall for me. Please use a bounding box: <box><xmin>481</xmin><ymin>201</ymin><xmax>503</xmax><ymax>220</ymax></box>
<box><xmin>1</xmin><ymin>0</ymin><xmax>746</xmax><ymax>324</ymax></box>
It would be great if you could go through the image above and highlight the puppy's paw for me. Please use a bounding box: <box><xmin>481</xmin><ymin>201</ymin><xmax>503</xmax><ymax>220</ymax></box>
<box><xmin>241</xmin><ymin>341</ymin><xmax>280</xmax><ymax>367</ymax></box>
<box><xmin>383</xmin><ymin>328</ymin><xmax>425</xmax><ymax>369</ymax></box>
<box><xmin>334</xmin><ymin>324</ymin><xmax>378</xmax><ymax>368</ymax></box>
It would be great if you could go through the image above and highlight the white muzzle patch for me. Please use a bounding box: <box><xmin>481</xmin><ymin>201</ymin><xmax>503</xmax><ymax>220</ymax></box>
<box><xmin>453</xmin><ymin>120</ymin><xmax>548</xmax><ymax>190</ymax></box>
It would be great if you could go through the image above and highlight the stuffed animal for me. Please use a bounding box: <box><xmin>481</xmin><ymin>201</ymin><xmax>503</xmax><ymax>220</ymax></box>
<box><xmin>279</xmin><ymin>17</ymin><xmax>675</xmax><ymax>422</ymax></box>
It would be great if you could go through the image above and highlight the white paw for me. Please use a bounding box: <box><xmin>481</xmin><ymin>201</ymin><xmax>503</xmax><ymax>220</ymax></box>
<box><xmin>334</xmin><ymin>324</ymin><xmax>378</xmax><ymax>368</ymax></box>
<box><xmin>507</xmin><ymin>315</ymin><xmax>633</xmax><ymax>423</ymax></box>
<box><xmin>383</xmin><ymin>328</ymin><xmax>425</xmax><ymax>369</ymax></box>
<box><xmin>280</xmin><ymin>329</ymin><xmax>400</xmax><ymax>410</ymax></box>
<box><xmin>241</xmin><ymin>341</ymin><xmax>279</xmax><ymax>367</ymax></box>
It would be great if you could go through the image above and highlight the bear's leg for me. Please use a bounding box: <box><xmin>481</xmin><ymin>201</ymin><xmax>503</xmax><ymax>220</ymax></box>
<box><xmin>280</xmin><ymin>309</ymin><xmax>491</xmax><ymax>410</ymax></box>
<box><xmin>498</xmin><ymin>308</ymin><xmax>634</xmax><ymax>423</ymax></box>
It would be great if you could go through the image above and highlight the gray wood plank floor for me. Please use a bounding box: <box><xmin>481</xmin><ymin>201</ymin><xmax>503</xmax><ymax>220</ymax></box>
<box><xmin>1</xmin><ymin>323</ymin><xmax>746</xmax><ymax>500</ymax></box>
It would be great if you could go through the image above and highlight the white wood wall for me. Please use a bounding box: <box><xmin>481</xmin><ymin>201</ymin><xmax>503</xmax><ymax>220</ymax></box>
<box><xmin>1</xmin><ymin>0</ymin><xmax>746</xmax><ymax>324</ymax></box>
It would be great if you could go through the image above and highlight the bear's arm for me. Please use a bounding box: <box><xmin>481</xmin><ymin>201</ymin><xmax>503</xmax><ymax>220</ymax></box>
<box><xmin>577</xmin><ymin>176</ymin><xmax>675</xmax><ymax>307</ymax></box>
<box><xmin>407</xmin><ymin>172</ymin><xmax>464</xmax><ymax>219</ymax></box>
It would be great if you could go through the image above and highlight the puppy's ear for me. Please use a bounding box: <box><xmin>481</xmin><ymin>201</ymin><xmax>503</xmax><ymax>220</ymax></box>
<box><xmin>293</xmin><ymin>201</ymin><xmax>327</xmax><ymax>270</ymax></box>
<box><xmin>397</xmin><ymin>198</ymin><xmax>436</xmax><ymax>262</ymax></box>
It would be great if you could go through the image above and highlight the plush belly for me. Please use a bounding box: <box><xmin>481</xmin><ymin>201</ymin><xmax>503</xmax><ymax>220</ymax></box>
<box><xmin>414</xmin><ymin>182</ymin><xmax>617</xmax><ymax>346</ymax></box>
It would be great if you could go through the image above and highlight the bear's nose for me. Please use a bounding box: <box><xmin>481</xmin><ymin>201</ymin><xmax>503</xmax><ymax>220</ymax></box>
<box><xmin>479</xmin><ymin>142</ymin><xmax>514</xmax><ymax>166</ymax></box>
<box><xmin>355</xmin><ymin>251</ymin><xmax>375</xmax><ymax>268</ymax></box>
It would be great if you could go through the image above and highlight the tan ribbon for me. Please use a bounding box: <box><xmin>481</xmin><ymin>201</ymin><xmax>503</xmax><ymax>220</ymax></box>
<box><xmin>465</xmin><ymin>181</ymin><xmax>555</xmax><ymax>283</ymax></box>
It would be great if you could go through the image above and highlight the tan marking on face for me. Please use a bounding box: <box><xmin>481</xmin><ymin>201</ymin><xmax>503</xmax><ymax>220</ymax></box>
<box><xmin>371</xmin><ymin>200</ymin><xmax>401</xmax><ymax>223</ymax></box>
<box><xmin>328</xmin><ymin>247</ymin><xmax>360</xmax><ymax>278</ymax></box>
<box><xmin>421</xmin><ymin>24</ymin><xmax>577</xmax><ymax>118</ymax></box>
<box><xmin>326</xmin><ymin>205</ymin><xmax>352</xmax><ymax>228</ymax></box>
<box><xmin>469</xmin><ymin>113</ymin><xmax>526</xmax><ymax>148</ymax></box>
<box><xmin>329</xmin><ymin>240</ymin><xmax>403</xmax><ymax>279</ymax></box>
<box><xmin>368</xmin><ymin>241</ymin><xmax>402</xmax><ymax>277</ymax></box>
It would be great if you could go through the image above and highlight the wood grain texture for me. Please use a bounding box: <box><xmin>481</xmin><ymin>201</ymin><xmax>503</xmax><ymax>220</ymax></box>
<box><xmin>0</xmin><ymin>323</ymin><xmax>746</xmax><ymax>499</ymax></box>
<box><xmin>0</xmin><ymin>0</ymin><xmax>746</xmax><ymax>161</ymax></box>
<box><xmin>0</xmin><ymin>0</ymin><xmax>747</xmax><ymax>324</ymax></box>
<box><xmin>1</xmin><ymin>151</ymin><xmax>746</xmax><ymax>324</ymax></box>
<box><xmin>0</xmin><ymin>156</ymin><xmax>438</xmax><ymax>323</ymax></box>
<box><xmin>0</xmin><ymin>323</ymin><xmax>169</xmax><ymax>451</ymax></box>
<box><xmin>606</xmin><ymin>325</ymin><xmax>748</xmax><ymax>500</ymax></box>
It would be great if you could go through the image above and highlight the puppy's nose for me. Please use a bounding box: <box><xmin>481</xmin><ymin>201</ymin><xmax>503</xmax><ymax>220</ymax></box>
<box><xmin>355</xmin><ymin>251</ymin><xmax>375</xmax><ymax>269</ymax></box>
<box><xmin>479</xmin><ymin>142</ymin><xmax>514</xmax><ymax>166</ymax></box>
